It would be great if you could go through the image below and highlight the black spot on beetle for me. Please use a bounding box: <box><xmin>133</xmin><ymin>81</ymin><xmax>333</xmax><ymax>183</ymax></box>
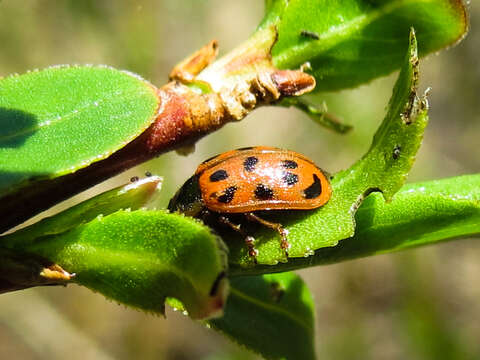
<box><xmin>282</xmin><ymin>160</ymin><xmax>298</xmax><ymax>169</ymax></box>
<box><xmin>255</xmin><ymin>184</ymin><xmax>274</xmax><ymax>200</ymax></box>
<box><xmin>283</xmin><ymin>172</ymin><xmax>299</xmax><ymax>186</ymax></box>
<box><xmin>393</xmin><ymin>145</ymin><xmax>401</xmax><ymax>160</ymax></box>
<box><xmin>145</xmin><ymin>171</ymin><xmax>152</xmax><ymax>177</ymax></box>
<box><xmin>303</xmin><ymin>174</ymin><xmax>322</xmax><ymax>199</ymax></box>
<box><xmin>218</xmin><ymin>186</ymin><xmax>237</xmax><ymax>203</ymax></box>
<box><xmin>244</xmin><ymin>156</ymin><xmax>258</xmax><ymax>172</ymax></box>
<box><xmin>209</xmin><ymin>169</ymin><xmax>229</xmax><ymax>182</ymax></box>
<box><xmin>300</xmin><ymin>30</ymin><xmax>320</xmax><ymax>40</ymax></box>
<box><xmin>130</xmin><ymin>176</ymin><xmax>139</xmax><ymax>182</ymax></box>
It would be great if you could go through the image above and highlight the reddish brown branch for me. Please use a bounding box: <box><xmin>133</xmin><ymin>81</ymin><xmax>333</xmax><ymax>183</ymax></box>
<box><xmin>0</xmin><ymin>28</ymin><xmax>315</xmax><ymax>233</ymax></box>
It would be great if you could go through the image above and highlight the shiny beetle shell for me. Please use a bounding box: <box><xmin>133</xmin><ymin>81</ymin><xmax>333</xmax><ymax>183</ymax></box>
<box><xmin>194</xmin><ymin>146</ymin><xmax>331</xmax><ymax>213</ymax></box>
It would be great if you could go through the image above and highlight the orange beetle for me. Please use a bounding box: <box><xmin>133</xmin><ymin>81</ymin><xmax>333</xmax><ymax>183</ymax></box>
<box><xmin>168</xmin><ymin>146</ymin><xmax>332</xmax><ymax>259</ymax></box>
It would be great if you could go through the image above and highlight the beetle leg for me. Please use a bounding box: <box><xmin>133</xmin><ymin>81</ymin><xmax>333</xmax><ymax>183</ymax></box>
<box><xmin>169</xmin><ymin>40</ymin><xmax>219</xmax><ymax>83</ymax></box>
<box><xmin>245</xmin><ymin>213</ymin><xmax>290</xmax><ymax>257</ymax></box>
<box><xmin>218</xmin><ymin>215</ymin><xmax>244</xmax><ymax>233</ymax></box>
<box><xmin>217</xmin><ymin>215</ymin><xmax>258</xmax><ymax>262</ymax></box>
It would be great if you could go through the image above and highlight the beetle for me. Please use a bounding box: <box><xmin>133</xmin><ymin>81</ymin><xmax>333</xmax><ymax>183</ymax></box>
<box><xmin>168</xmin><ymin>146</ymin><xmax>332</xmax><ymax>260</ymax></box>
<box><xmin>300</xmin><ymin>30</ymin><xmax>320</xmax><ymax>40</ymax></box>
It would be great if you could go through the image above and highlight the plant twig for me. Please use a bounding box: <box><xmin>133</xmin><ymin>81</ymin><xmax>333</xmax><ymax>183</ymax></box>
<box><xmin>0</xmin><ymin>27</ymin><xmax>315</xmax><ymax>233</ymax></box>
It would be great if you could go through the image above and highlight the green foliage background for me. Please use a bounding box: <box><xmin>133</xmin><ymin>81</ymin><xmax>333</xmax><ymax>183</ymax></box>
<box><xmin>0</xmin><ymin>1</ymin><xmax>478</xmax><ymax>359</ymax></box>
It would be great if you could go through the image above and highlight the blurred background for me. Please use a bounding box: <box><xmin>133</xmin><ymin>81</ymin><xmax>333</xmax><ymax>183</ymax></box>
<box><xmin>0</xmin><ymin>1</ymin><xmax>479</xmax><ymax>359</ymax></box>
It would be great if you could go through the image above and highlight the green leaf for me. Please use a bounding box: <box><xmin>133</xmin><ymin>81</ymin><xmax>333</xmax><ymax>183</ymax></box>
<box><xmin>2</xmin><ymin>176</ymin><xmax>162</xmax><ymax>246</ymax></box>
<box><xmin>240</xmin><ymin>174</ymin><xmax>480</xmax><ymax>274</ymax></box>
<box><xmin>263</xmin><ymin>0</ymin><xmax>467</xmax><ymax>91</ymax></box>
<box><xmin>260</xmin><ymin>0</ymin><xmax>288</xmax><ymax>29</ymax></box>
<box><xmin>0</xmin><ymin>65</ymin><xmax>159</xmax><ymax>196</ymax></box>
<box><xmin>226</xmin><ymin>29</ymin><xmax>427</xmax><ymax>267</ymax></box>
<box><xmin>209</xmin><ymin>272</ymin><xmax>315</xmax><ymax>360</ymax></box>
<box><xmin>3</xmin><ymin>210</ymin><xmax>228</xmax><ymax>319</ymax></box>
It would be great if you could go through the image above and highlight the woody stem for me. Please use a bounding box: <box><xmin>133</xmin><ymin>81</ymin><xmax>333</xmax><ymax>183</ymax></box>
<box><xmin>0</xmin><ymin>28</ymin><xmax>315</xmax><ymax>233</ymax></box>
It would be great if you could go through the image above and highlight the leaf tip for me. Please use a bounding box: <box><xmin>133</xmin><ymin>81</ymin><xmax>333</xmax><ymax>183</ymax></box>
<box><xmin>120</xmin><ymin>175</ymin><xmax>163</xmax><ymax>194</ymax></box>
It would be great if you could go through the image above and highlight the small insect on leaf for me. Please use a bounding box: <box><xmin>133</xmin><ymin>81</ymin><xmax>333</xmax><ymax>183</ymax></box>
<box><xmin>300</xmin><ymin>30</ymin><xmax>320</xmax><ymax>40</ymax></box>
<box><xmin>393</xmin><ymin>145</ymin><xmax>402</xmax><ymax>160</ymax></box>
<box><xmin>168</xmin><ymin>146</ymin><xmax>332</xmax><ymax>263</ymax></box>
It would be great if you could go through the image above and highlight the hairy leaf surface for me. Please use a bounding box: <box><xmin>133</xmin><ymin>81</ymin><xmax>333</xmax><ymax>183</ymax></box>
<box><xmin>210</xmin><ymin>272</ymin><xmax>315</xmax><ymax>360</ymax></box>
<box><xmin>0</xmin><ymin>66</ymin><xmax>159</xmax><ymax>196</ymax></box>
